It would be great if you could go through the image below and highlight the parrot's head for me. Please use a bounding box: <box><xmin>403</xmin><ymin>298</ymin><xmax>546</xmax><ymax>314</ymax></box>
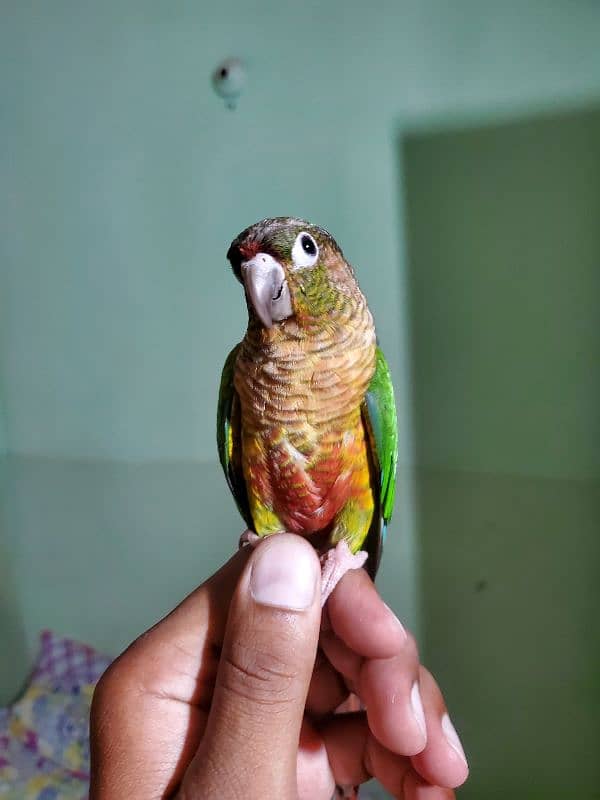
<box><xmin>227</xmin><ymin>217</ymin><xmax>358</xmax><ymax>330</ymax></box>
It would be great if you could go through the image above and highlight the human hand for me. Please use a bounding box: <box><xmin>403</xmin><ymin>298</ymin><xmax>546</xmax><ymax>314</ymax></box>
<box><xmin>90</xmin><ymin>533</ymin><xmax>468</xmax><ymax>799</ymax></box>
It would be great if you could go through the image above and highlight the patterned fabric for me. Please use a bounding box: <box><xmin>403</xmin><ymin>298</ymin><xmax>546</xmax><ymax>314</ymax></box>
<box><xmin>0</xmin><ymin>631</ymin><xmax>111</xmax><ymax>800</ymax></box>
<box><xmin>30</xmin><ymin>632</ymin><xmax>110</xmax><ymax>694</ymax></box>
<box><xmin>0</xmin><ymin>631</ymin><xmax>386</xmax><ymax>799</ymax></box>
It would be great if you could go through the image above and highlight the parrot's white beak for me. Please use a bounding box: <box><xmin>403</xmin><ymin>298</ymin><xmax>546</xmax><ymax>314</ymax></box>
<box><xmin>241</xmin><ymin>253</ymin><xmax>293</xmax><ymax>328</ymax></box>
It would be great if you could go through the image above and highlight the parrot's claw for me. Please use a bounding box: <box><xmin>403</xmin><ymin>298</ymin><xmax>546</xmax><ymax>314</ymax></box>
<box><xmin>320</xmin><ymin>540</ymin><xmax>368</xmax><ymax>607</ymax></box>
<box><xmin>238</xmin><ymin>529</ymin><xmax>260</xmax><ymax>548</ymax></box>
<box><xmin>335</xmin><ymin>785</ymin><xmax>360</xmax><ymax>798</ymax></box>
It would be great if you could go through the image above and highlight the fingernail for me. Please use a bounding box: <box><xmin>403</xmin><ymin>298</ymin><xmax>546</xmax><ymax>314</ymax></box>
<box><xmin>383</xmin><ymin>603</ymin><xmax>408</xmax><ymax>641</ymax></box>
<box><xmin>410</xmin><ymin>681</ymin><xmax>427</xmax><ymax>741</ymax></box>
<box><xmin>250</xmin><ymin>536</ymin><xmax>318</xmax><ymax>611</ymax></box>
<box><xmin>441</xmin><ymin>713</ymin><xmax>468</xmax><ymax>767</ymax></box>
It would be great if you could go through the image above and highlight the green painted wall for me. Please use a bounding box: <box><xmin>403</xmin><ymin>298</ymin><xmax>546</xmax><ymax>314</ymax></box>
<box><xmin>3</xmin><ymin>0</ymin><xmax>600</xmax><ymax>462</ymax></box>
<box><xmin>403</xmin><ymin>110</ymin><xmax>600</xmax><ymax>798</ymax></box>
<box><xmin>416</xmin><ymin>468</ymin><xmax>600</xmax><ymax>800</ymax></box>
<box><xmin>1</xmin><ymin>3</ymin><xmax>600</xmax><ymax>797</ymax></box>
<box><xmin>404</xmin><ymin>110</ymin><xmax>600</xmax><ymax>481</ymax></box>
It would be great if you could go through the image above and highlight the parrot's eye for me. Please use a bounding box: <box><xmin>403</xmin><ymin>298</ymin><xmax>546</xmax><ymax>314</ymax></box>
<box><xmin>291</xmin><ymin>232</ymin><xmax>319</xmax><ymax>269</ymax></box>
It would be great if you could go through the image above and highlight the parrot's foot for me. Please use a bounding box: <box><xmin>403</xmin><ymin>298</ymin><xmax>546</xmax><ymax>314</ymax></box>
<box><xmin>335</xmin><ymin>785</ymin><xmax>359</xmax><ymax>798</ymax></box>
<box><xmin>238</xmin><ymin>533</ymin><xmax>367</xmax><ymax>608</ymax></box>
<box><xmin>238</xmin><ymin>529</ymin><xmax>260</xmax><ymax>548</ymax></box>
<box><xmin>320</xmin><ymin>540</ymin><xmax>367</xmax><ymax>607</ymax></box>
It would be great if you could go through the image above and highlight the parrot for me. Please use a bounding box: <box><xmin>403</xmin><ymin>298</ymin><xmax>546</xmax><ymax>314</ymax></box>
<box><xmin>217</xmin><ymin>216</ymin><xmax>398</xmax><ymax>598</ymax></box>
<box><xmin>217</xmin><ymin>217</ymin><xmax>398</xmax><ymax>799</ymax></box>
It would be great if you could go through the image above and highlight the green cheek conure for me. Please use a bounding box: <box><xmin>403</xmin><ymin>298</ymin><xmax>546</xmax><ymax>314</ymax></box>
<box><xmin>217</xmin><ymin>217</ymin><xmax>398</xmax><ymax>603</ymax></box>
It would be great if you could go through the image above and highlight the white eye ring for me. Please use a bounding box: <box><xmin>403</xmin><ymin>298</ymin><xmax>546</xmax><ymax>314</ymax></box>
<box><xmin>291</xmin><ymin>232</ymin><xmax>319</xmax><ymax>269</ymax></box>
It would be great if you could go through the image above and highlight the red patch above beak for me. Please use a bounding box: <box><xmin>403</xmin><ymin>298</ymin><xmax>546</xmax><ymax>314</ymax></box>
<box><xmin>238</xmin><ymin>241</ymin><xmax>260</xmax><ymax>261</ymax></box>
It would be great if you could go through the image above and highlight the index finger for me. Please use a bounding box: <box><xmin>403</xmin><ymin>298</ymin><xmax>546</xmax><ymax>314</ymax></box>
<box><xmin>327</xmin><ymin>567</ymin><xmax>407</xmax><ymax>659</ymax></box>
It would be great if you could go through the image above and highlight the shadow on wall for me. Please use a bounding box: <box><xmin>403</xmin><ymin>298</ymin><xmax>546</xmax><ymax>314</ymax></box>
<box><xmin>0</xmin><ymin>457</ymin><xmax>29</xmax><ymax>704</ymax></box>
<box><xmin>401</xmin><ymin>106</ymin><xmax>600</xmax><ymax>798</ymax></box>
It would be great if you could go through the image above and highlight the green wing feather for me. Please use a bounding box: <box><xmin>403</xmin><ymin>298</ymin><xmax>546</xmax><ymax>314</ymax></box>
<box><xmin>217</xmin><ymin>343</ymin><xmax>253</xmax><ymax>530</ymax></box>
<box><xmin>361</xmin><ymin>346</ymin><xmax>398</xmax><ymax>578</ymax></box>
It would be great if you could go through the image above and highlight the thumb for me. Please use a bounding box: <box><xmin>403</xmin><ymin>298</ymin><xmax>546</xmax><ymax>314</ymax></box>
<box><xmin>181</xmin><ymin>533</ymin><xmax>322</xmax><ymax>800</ymax></box>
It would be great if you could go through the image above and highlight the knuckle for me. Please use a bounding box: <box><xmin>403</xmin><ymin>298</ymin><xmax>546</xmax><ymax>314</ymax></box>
<box><xmin>91</xmin><ymin>662</ymin><xmax>121</xmax><ymax>711</ymax></box>
<box><xmin>91</xmin><ymin>656</ymin><xmax>142</xmax><ymax>718</ymax></box>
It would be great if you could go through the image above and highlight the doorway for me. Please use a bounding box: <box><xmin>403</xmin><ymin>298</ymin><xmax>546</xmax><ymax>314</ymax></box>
<box><xmin>403</xmin><ymin>107</ymin><xmax>600</xmax><ymax>798</ymax></box>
